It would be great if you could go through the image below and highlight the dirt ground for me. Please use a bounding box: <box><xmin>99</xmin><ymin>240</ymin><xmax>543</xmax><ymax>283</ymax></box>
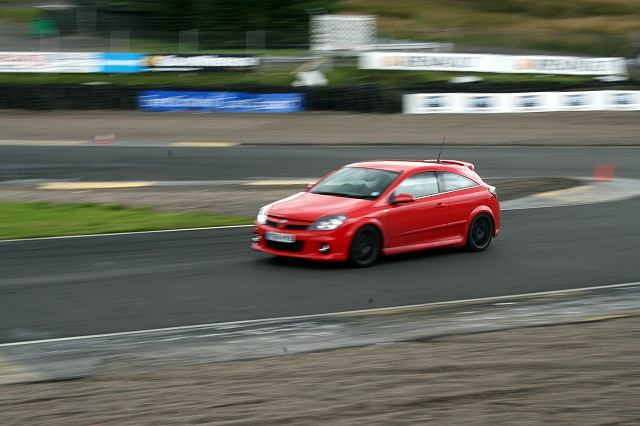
<box><xmin>0</xmin><ymin>110</ymin><xmax>639</xmax><ymax>145</ymax></box>
<box><xmin>1</xmin><ymin>110</ymin><xmax>639</xmax><ymax>424</ymax></box>
<box><xmin>1</xmin><ymin>317</ymin><xmax>638</xmax><ymax>425</ymax></box>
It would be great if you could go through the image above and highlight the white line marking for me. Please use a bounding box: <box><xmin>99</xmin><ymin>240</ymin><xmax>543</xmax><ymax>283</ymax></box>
<box><xmin>0</xmin><ymin>224</ymin><xmax>254</xmax><ymax>244</ymax></box>
<box><xmin>244</xmin><ymin>180</ymin><xmax>313</xmax><ymax>186</ymax></box>
<box><xmin>1</xmin><ymin>281</ymin><xmax>638</xmax><ymax>348</ymax></box>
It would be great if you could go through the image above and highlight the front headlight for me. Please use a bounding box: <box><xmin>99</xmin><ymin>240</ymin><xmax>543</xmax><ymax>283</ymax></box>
<box><xmin>309</xmin><ymin>214</ymin><xmax>347</xmax><ymax>231</ymax></box>
<box><xmin>256</xmin><ymin>206</ymin><xmax>269</xmax><ymax>224</ymax></box>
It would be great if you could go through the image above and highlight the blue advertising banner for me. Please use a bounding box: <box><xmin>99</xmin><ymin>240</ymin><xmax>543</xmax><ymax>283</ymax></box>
<box><xmin>101</xmin><ymin>53</ymin><xmax>145</xmax><ymax>73</ymax></box>
<box><xmin>138</xmin><ymin>91</ymin><xmax>305</xmax><ymax>112</ymax></box>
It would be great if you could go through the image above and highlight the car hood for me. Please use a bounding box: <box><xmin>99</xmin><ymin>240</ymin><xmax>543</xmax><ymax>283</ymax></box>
<box><xmin>268</xmin><ymin>192</ymin><xmax>372</xmax><ymax>221</ymax></box>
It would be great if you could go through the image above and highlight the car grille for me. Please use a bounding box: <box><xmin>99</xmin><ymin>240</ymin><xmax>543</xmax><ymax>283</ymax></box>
<box><xmin>283</xmin><ymin>224</ymin><xmax>308</xmax><ymax>230</ymax></box>
<box><xmin>266</xmin><ymin>218</ymin><xmax>311</xmax><ymax>230</ymax></box>
<box><xmin>266</xmin><ymin>240</ymin><xmax>304</xmax><ymax>252</ymax></box>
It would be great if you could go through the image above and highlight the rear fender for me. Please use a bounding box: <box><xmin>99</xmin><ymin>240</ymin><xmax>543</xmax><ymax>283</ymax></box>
<box><xmin>463</xmin><ymin>206</ymin><xmax>498</xmax><ymax>244</ymax></box>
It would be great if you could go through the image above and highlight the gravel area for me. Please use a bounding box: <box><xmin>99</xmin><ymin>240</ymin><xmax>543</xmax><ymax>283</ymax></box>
<box><xmin>1</xmin><ymin>316</ymin><xmax>639</xmax><ymax>425</ymax></box>
<box><xmin>1</xmin><ymin>110</ymin><xmax>639</xmax><ymax>145</ymax></box>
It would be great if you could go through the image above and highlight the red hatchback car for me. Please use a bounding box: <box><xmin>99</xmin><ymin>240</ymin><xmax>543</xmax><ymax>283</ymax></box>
<box><xmin>252</xmin><ymin>159</ymin><xmax>500</xmax><ymax>267</ymax></box>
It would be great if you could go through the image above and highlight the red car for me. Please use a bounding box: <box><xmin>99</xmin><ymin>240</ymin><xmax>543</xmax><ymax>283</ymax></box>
<box><xmin>252</xmin><ymin>159</ymin><xmax>500</xmax><ymax>267</ymax></box>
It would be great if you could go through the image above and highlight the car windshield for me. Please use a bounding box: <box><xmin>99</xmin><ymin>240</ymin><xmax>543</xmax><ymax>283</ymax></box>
<box><xmin>310</xmin><ymin>167</ymin><xmax>400</xmax><ymax>200</ymax></box>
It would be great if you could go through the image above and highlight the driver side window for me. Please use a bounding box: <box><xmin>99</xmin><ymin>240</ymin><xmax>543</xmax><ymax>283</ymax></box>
<box><xmin>394</xmin><ymin>172</ymin><xmax>439</xmax><ymax>198</ymax></box>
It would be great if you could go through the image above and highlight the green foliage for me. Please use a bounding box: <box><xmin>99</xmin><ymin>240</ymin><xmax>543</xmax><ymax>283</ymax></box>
<box><xmin>453</xmin><ymin>0</ymin><xmax>639</xmax><ymax>17</ymax></box>
<box><xmin>0</xmin><ymin>200</ymin><xmax>253</xmax><ymax>240</ymax></box>
<box><xmin>154</xmin><ymin>0</ymin><xmax>338</xmax><ymax>31</ymax></box>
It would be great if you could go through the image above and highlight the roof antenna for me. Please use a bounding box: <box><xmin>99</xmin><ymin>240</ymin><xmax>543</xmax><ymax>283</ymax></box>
<box><xmin>437</xmin><ymin>135</ymin><xmax>445</xmax><ymax>163</ymax></box>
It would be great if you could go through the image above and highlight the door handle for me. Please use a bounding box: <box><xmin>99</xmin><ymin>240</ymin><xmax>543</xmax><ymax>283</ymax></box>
<box><xmin>436</xmin><ymin>203</ymin><xmax>446</xmax><ymax>209</ymax></box>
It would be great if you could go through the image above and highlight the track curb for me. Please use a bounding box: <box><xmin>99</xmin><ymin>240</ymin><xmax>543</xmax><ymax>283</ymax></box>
<box><xmin>2</xmin><ymin>281</ymin><xmax>639</xmax><ymax>384</ymax></box>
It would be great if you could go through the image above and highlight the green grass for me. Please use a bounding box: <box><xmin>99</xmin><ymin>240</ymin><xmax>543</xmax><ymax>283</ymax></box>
<box><xmin>451</xmin><ymin>0</ymin><xmax>640</xmax><ymax>18</ymax></box>
<box><xmin>0</xmin><ymin>68</ymin><xmax>299</xmax><ymax>86</ymax></box>
<box><xmin>341</xmin><ymin>0</ymin><xmax>640</xmax><ymax>55</ymax></box>
<box><xmin>0</xmin><ymin>66</ymin><xmax>603</xmax><ymax>87</ymax></box>
<box><xmin>0</xmin><ymin>7</ymin><xmax>43</xmax><ymax>23</ymax></box>
<box><xmin>0</xmin><ymin>200</ymin><xmax>253</xmax><ymax>240</ymax></box>
<box><xmin>330</xmin><ymin>68</ymin><xmax>597</xmax><ymax>86</ymax></box>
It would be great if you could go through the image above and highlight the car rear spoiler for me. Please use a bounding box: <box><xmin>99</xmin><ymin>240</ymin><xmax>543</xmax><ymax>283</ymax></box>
<box><xmin>424</xmin><ymin>159</ymin><xmax>475</xmax><ymax>171</ymax></box>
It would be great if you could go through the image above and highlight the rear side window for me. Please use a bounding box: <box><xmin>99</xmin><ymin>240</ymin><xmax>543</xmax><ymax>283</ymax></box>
<box><xmin>441</xmin><ymin>172</ymin><xmax>478</xmax><ymax>192</ymax></box>
<box><xmin>394</xmin><ymin>172</ymin><xmax>439</xmax><ymax>198</ymax></box>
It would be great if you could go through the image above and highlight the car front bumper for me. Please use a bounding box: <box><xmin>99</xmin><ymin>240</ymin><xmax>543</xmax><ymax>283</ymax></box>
<box><xmin>251</xmin><ymin>225</ymin><xmax>351</xmax><ymax>261</ymax></box>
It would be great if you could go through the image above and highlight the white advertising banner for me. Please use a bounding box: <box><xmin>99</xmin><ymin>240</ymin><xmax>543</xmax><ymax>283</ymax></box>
<box><xmin>505</xmin><ymin>92</ymin><xmax>555</xmax><ymax>113</ymax></box>
<box><xmin>598</xmin><ymin>90</ymin><xmax>640</xmax><ymax>111</ymax></box>
<box><xmin>459</xmin><ymin>93</ymin><xmax>507</xmax><ymax>113</ymax></box>
<box><xmin>0</xmin><ymin>52</ymin><xmax>101</xmax><ymax>73</ymax></box>
<box><xmin>360</xmin><ymin>52</ymin><xmax>628</xmax><ymax>76</ymax></box>
<box><xmin>410</xmin><ymin>94</ymin><xmax>458</xmax><ymax>113</ymax></box>
<box><xmin>403</xmin><ymin>91</ymin><xmax>640</xmax><ymax>114</ymax></box>
<box><xmin>551</xmin><ymin>91</ymin><xmax>601</xmax><ymax>111</ymax></box>
<box><xmin>359</xmin><ymin>52</ymin><xmax>505</xmax><ymax>73</ymax></box>
<box><xmin>509</xmin><ymin>56</ymin><xmax>627</xmax><ymax>76</ymax></box>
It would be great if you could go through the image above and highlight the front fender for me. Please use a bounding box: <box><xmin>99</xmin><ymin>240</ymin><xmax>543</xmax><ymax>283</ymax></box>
<box><xmin>346</xmin><ymin>217</ymin><xmax>387</xmax><ymax>247</ymax></box>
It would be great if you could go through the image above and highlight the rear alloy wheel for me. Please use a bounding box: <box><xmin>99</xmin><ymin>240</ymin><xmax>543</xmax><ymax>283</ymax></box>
<box><xmin>465</xmin><ymin>213</ymin><xmax>493</xmax><ymax>252</ymax></box>
<box><xmin>349</xmin><ymin>225</ymin><xmax>381</xmax><ymax>268</ymax></box>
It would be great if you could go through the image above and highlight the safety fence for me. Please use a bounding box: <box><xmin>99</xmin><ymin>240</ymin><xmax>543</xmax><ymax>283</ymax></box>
<box><xmin>1</xmin><ymin>81</ymin><xmax>640</xmax><ymax>113</ymax></box>
<box><xmin>0</xmin><ymin>83</ymin><xmax>395</xmax><ymax>112</ymax></box>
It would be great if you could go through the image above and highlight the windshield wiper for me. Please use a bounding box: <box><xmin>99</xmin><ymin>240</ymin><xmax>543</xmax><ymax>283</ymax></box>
<box><xmin>313</xmin><ymin>191</ymin><xmax>373</xmax><ymax>200</ymax></box>
<box><xmin>313</xmin><ymin>191</ymin><xmax>353</xmax><ymax>198</ymax></box>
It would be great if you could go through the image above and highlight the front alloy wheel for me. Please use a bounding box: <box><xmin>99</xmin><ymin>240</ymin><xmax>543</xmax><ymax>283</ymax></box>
<box><xmin>349</xmin><ymin>225</ymin><xmax>381</xmax><ymax>267</ymax></box>
<box><xmin>465</xmin><ymin>213</ymin><xmax>493</xmax><ymax>252</ymax></box>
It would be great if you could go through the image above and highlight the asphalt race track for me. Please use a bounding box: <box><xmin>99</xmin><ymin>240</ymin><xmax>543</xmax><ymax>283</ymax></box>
<box><xmin>2</xmin><ymin>145</ymin><xmax>640</xmax><ymax>182</ymax></box>
<box><xmin>1</xmin><ymin>145</ymin><xmax>640</xmax><ymax>343</ymax></box>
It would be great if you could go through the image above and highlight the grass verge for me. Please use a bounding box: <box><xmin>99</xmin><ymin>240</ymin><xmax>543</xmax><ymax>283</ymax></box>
<box><xmin>0</xmin><ymin>200</ymin><xmax>253</xmax><ymax>240</ymax></box>
<box><xmin>0</xmin><ymin>7</ymin><xmax>43</xmax><ymax>23</ymax></box>
<box><xmin>0</xmin><ymin>68</ymin><xmax>601</xmax><ymax>87</ymax></box>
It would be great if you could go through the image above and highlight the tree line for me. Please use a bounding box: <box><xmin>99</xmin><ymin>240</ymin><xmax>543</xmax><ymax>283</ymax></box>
<box><xmin>154</xmin><ymin>0</ymin><xmax>338</xmax><ymax>31</ymax></box>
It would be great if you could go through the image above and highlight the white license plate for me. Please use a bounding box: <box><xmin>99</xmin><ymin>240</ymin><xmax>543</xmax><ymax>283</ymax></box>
<box><xmin>265</xmin><ymin>231</ymin><xmax>296</xmax><ymax>243</ymax></box>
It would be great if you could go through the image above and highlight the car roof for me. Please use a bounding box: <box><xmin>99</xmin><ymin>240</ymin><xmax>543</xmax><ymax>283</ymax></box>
<box><xmin>346</xmin><ymin>159</ymin><xmax>476</xmax><ymax>173</ymax></box>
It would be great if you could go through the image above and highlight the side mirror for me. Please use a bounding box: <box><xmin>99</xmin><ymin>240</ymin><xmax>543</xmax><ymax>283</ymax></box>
<box><xmin>306</xmin><ymin>182</ymin><xmax>315</xmax><ymax>191</ymax></box>
<box><xmin>391</xmin><ymin>193</ymin><xmax>415</xmax><ymax>205</ymax></box>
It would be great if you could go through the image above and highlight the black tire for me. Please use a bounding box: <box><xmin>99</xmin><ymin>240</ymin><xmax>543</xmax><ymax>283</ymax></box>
<box><xmin>465</xmin><ymin>213</ymin><xmax>494</xmax><ymax>252</ymax></box>
<box><xmin>349</xmin><ymin>225</ymin><xmax>381</xmax><ymax>267</ymax></box>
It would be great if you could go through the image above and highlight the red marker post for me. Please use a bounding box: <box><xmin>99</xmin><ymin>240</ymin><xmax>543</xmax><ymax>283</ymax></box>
<box><xmin>593</xmin><ymin>163</ymin><xmax>615</xmax><ymax>182</ymax></box>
